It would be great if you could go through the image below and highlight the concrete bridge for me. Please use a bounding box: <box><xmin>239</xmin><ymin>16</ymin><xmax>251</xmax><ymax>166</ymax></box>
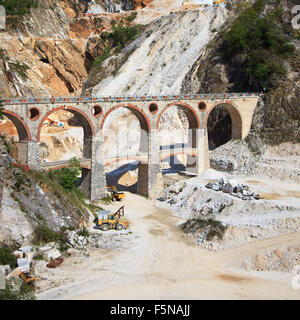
<box><xmin>1</xmin><ymin>93</ymin><xmax>261</xmax><ymax>199</ymax></box>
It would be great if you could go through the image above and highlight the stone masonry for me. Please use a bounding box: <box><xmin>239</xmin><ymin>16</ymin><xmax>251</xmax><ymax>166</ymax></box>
<box><xmin>1</xmin><ymin>93</ymin><xmax>261</xmax><ymax>199</ymax></box>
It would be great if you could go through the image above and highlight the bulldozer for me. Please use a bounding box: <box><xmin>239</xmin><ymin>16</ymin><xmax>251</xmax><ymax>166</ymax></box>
<box><xmin>107</xmin><ymin>184</ymin><xmax>125</xmax><ymax>202</ymax></box>
<box><xmin>94</xmin><ymin>206</ymin><xmax>129</xmax><ymax>231</ymax></box>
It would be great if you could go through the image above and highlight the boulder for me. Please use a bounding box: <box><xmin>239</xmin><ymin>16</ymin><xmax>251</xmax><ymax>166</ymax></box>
<box><xmin>6</xmin><ymin>267</ymin><xmax>23</xmax><ymax>280</ymax></box>
<box><xmin>42</xmin><ymin>248</ymin><xmax>61</xmax><ymax>261</ymax></box>
<box><xmin>13</xmin><ymin>250</ymin><xmax>24</xmax><ymax>259</ymax></box>
<box><xmin>25</xmin><ymin>251</ymin><xmax>36</xmax><ymax>263</ymax></box>
<box><xmin>211</xmin><ymin>183</ymin><xmax>221</xmax><ymax>191</ymax></box>
<box><xmin>17</xmin><ymin>258</ymin><xmax>30</xmax><ymax>273</ymax></box>
<box><xmin>19</xmin><ymin>246</ymin><xmax>32</xmax><ymax>253</ymax></box>
<box><xmin>205</xmin><ymin>182</ymin><xmax>213</xmax><ymax>189</ymax></box>
<box><xmin>218</xmin><ymin>178</ymin><xmax>229</xmax><ymax>186</ymax></box>
<box><xmin>0</xmin><ymin>265</ymin><xmax>11</xmax><ymax>276</ymax></box>
<box><xmin>38</xmin><ymin>246</ymin><xmax>52</xmax><ymax>255</ymax></box>
<box><xmin>222</xmin><ymin>183</ymin><xmax>233</xmax><ymax>194</ymax></box>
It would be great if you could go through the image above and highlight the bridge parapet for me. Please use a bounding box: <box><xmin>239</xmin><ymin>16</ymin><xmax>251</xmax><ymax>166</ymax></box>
<box><xmin>1</xmin><ymin>93</ymin><xmax>261</xmax><ymax>105</ymax></box>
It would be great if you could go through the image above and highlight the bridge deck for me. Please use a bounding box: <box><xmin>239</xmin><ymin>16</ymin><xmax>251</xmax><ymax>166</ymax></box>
<box><xmin>40</xmin><ymin>148</ymin><xmax>198</xmax><ymax>169</ymax></box>
<box><xmin>2</xmin><ymin>93</ymin><xmax>261</xmax><ymax>105</ymax></box>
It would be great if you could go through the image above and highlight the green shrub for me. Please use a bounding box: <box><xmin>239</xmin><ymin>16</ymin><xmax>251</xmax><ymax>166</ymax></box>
<box><xmin>0</xmin><ymin>247</ymin><xmax>17</xmax><ymax>268</ymax></box>
<box><xmin>8</xmin><ymin>61</ymin><xmax>30</xmax><ymax>80</ymax></box>
<box><xmin>53</xmin><ymin>157</ymin><xmax>81</xmax><ymax>190</ymax></box>
<box><xmin>180</xmin><ymin>218</ymin><xmax>227</xmax><ymax>241</ymax></box>
<box><xmin>93</xmin><ymin>46</ymin><xmax>111</xmax><ymax>67</ymax></box>
<box><xmin>0</xmin><ymin>278</ymin><xmax>35</xmax><ymax>300</ymax></box>
<box><xmin>33</xmin><ymin>224</ymin><xmax>70</xmax><ymax>252</ymax></box>
<box><xmin>77</xmin><ymin>227</ymin><xmax>89</xmax><ymax>238</ymax></box>
<box><xmin>222</xmin><ymin>0</ymin><xmax>295</xmax><ymax>91</ymax></box>
<box><xmin>93</xmin><ymin>21</ymin><xmax>143</xmax><ymax>68</ymax></box>
<box><xmin>33</xmin><ymin>224</ymin><xmax>58</xmax><ymax>244</ymax></box>
<box><xmin>0</xmin><ymin>0</ymin><xmax>38</xmax><ymax>16</ymax></box>
<box><xmin>126</xmin><ymin>12</ymin><xmax>137</xmax><ymax>22</ymax></box>
<box><xmin>100</xmin><ymin>195</ymin><xmax>112</xmax><ymax>205</ymax></box>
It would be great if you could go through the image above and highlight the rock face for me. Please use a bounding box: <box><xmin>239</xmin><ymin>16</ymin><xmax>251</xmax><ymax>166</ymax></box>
<box><xmin>89</xmin><ymin>6</ymin><xmax>230</xmax><ymax>96</ymax></box>
<box><xmin>181</xmin><ymin>0</ymin><xmax>300</xmax><ymax>146</ymax></box>
<box><xmin>0</xmin><ymin>138</ymin><xmax>91</xmax><ymax>246</ymax></box>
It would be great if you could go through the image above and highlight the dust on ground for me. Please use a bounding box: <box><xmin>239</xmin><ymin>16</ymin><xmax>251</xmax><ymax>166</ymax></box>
<box><xmin>36</xmin><ymin>192</ymin><xmax>300</xmax><ymax>300</ymax></box>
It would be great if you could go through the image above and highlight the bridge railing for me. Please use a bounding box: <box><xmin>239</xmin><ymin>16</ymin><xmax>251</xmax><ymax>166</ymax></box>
<box><xmin>1</xmin><ymin>93</ymin><xmax>262</xmax><ymax>105</ymax></box>
<box><xmin>41</xmin><ymin>158</ymin><xmax>91</xmax><ymax>167</ymax></box>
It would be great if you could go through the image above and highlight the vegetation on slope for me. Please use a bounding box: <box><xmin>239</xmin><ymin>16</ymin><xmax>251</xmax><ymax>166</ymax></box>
<box><xmin>180</xmin><ymin>218</ymin><xmax>227</xmax><ymax>242</ymax></box>
<box><xmin>183</xmin><ymin>0</ymin><xmax>300</xmax><ymax>146</ymax></box>
<box><xmin>0</xmin><ymin>278</ymin><xmax>35</xmax><ymax>300</ymax></box>
<box><xmin>0</xmin><ymin>0</ymin><xmax>38</xmax><ymax>16</ymax></box>
<box><xmin>93</xmin><ymin>19</ymin><xmax>144</xmax><ymax>68</ymax></box>
<box><xmin>0</xmin><ymin>247</ymin><xmax>17</xmax><ymax>268</ymax></box>
<box><xmin>222</xmin><ymin>0</ymin><xmax>295</xmax><ymax>92</ymax></box>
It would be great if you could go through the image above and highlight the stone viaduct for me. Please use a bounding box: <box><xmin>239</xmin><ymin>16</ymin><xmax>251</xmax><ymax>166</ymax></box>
<box><xmin>1</xmin><ymin>93</ymin><xmax>261</xmax><ymax>199</ymax></box>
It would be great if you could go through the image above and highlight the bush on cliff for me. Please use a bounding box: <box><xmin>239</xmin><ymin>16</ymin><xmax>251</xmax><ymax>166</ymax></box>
<box><xmin>0</xmin><ymin>247</ymin><xmax>17</xmax><ymax>268</ymax></box>
<box><xmin>53</xmin><ymin>157</ymin><xmax>81</xmax><ymax>191</ymax></box>
<box><xmin>0</xmin><ymin>0</ymin><xmax>38</xmax><ymax>16</ymax></box>
<box><xmin>222</xmin><ymin>0</ymin><xmax>295</xmax><ymax>91</ymax></box>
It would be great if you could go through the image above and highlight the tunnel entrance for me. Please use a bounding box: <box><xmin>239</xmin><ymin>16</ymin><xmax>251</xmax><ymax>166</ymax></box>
<box><xmin>207</xmin><ymin>106</ymin><xmax>232</xmax><ymax>150</ymax></box>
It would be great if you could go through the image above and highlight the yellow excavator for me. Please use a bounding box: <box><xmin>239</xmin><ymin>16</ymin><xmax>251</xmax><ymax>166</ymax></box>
<box><xmin>213</xmin><ymin>0</ymin><xmax>226</xmax><ymax>4</ymax></box>
<box><xmin>107</xmin><ymin>184</ymin><xmax>125</xmax><ymax>202</ymax></box>
<box><xmin>94</xmin><ymin>206</ymin><xmax>129</xmax><ymax>231</ymax></box>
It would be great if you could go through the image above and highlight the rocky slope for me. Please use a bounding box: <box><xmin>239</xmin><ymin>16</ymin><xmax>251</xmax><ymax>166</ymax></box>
<box><xmin>0</xmin><ymin>0</ymin><xmax>155</xmax><ymax>97</ymax></box>
<box><xmin>0</xmin><ymin>137</ymin><xmax>95</xmax><ymax>246</ymax></box>
<box><xmin>156</xmin><ymin>169</ymin><xmax>300</xmax><ymax>252</ymax></box>
<box><xmin>182</xmin><ymin>0</ymin><xmax>300</xmax><ymax>146</ymax></box>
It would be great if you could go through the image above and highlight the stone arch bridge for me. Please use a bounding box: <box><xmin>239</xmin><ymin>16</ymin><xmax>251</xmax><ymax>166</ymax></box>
<box><xmin>1</xmin><ymin>93</ymin><xmax>260</xmax><ymax>199</ymax></box>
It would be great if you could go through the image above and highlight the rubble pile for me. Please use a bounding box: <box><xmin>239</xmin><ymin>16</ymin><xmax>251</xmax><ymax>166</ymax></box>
<box><xmin>205</xmin><ymin>178</ymin><xmax>261</xmax><ymax>201</ymax></box>
<box><xmin>67</xmin><ymin>231</ymin><xmax>89</xmax><ymax>249</ymax></box>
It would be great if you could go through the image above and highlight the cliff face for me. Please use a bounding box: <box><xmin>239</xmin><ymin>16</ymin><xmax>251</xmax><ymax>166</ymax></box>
<box><xmin>0</xmin><ymin>0</ymin><xmax>153</xmax><ymax>97</ymax></box>
<box><xmin>88</xmin><ymin>5</ymin><xmax>230</xmax><ymax>96</ymax></box>
<box><xmin>181</xmin><ymin>0</ymin><xmax>300</xmax><ymax>145</ymax></box>
<box><xmin>0</xmin><ymin>0</ymin><xmax>88</xmax><ymax>96</ymax></box>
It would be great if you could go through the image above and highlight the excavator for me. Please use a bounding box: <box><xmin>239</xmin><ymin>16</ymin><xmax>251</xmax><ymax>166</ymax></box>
<box><xmin>213</xmin><ymin>0</ymin><xmax>226</xmax><ymax>4</ymax></box>
<box><xmin>94</xmin><ymin>206</ymin><xmax>129</xmax><ymax>231</ymax></box>
<box><xmin>107</xmin><ymin>184</ymin><xmax>125</xmax><ymax>202</ymax></box>
<box><xmin>19</xmin><ymin>271</ymin><xmax>39</xmax><ymax>286</ymax></box>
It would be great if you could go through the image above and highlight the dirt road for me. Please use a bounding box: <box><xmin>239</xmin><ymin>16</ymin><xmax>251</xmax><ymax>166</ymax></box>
<box><xmin>58</xmin><ymin>193</ymin><xmax>300</xmax><ymax>300</ymax></box>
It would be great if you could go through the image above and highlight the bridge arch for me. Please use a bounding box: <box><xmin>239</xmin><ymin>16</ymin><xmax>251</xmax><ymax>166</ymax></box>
<box><xmin>37</xmin><ymin>106</ymin><xmax>95</xmax><ymax>141</ymax></box>
<box><xmin>2</xmin><ymin>109</ymin><xmax>31</xmax><ymax>141</ymax></box>
<box><xmin>205</xmin><ymin>101</ymin><xmax>242</xmax><ymax>140</ymax></box>
<box><xmin>100</xmin><ymin>104</ymin><xmax>151</xmax><ymax>133</ymax></box>
<box><xmin>156</xmin><ymin>102</ymin><xmax>200</xmax><ymax>130</ymax></box>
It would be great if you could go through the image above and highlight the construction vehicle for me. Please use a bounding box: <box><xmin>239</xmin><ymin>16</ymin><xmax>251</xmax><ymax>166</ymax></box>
<box><xmin>44</xmin><ymin>117</ymin><xmax>65</xmax><ymax>128</ymax></box>
<box><xmin>19</xmin><ymin>272</ymin><xmax>39</xmax><ymax>285</ymax></box>
<box><xmin>94</xmin><ymin>205</ymin><xmax>129</xmax><ymax>231</ymax></box>
<box><xmin>107</xmin><ymin>184</ymin><xmax>125</xmax><ymax>202</ymax></box>
<box><xmin>213</xmin><ymin>0</ymin><xmax>226</xmax><ymax>4</ymax></box>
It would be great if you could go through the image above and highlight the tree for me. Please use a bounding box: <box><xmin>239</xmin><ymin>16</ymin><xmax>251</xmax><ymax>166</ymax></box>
<box><xmin>54</xmin><ymin>157</ymin><xmax>81</xmax><ymax>190</ymax></box>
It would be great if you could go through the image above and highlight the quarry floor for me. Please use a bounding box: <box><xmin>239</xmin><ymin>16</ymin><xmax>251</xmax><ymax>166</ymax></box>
<box><xmin>36</xmin><ymin>192</ymin><xmax>300</xmax><ymax>300</ymax></box>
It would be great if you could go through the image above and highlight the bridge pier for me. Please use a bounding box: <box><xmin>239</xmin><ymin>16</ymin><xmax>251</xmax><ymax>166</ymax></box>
<box><xmin>18</xmin><ymin>141</ymin><xmax>41</xmax><ymax>170</ymax></box>
<box><xmin>186</xmin><ymin>128</ymin><xmax>210</xmax><ymax>174</ymax></box>
<box><xmin>90</xmin><ymin>135</ymin><xmax>106</xmax><ymax>201</ymax></box>
<box><xmin>137</xmin><ymin>130</ymin><xmax>162</xmax><ymax>198</ymax></box>
<box><xmin>194</xmin><ymin>128</ymin><xmax>210</xmax><ymax>174</ymax></box>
